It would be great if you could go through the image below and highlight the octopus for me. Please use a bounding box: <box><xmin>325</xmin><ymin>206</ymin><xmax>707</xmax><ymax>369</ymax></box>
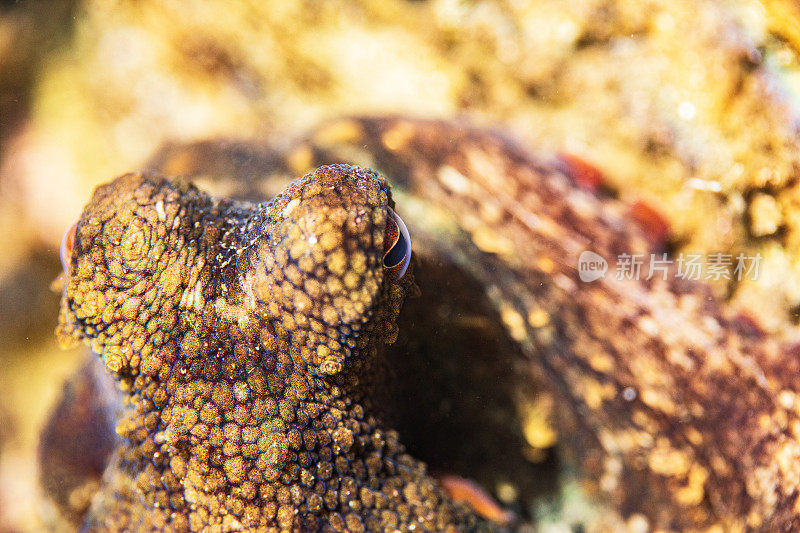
<box><xmin>48</xmin><ymin>117</ymin><xmax>800</xmax><ymax>531</ymax></box>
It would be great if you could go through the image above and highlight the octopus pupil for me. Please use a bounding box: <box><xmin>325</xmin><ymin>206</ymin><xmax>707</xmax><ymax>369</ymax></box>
<box><xmin>383</xmin><ymin>232</ymin><xmax>407</xmax><ymax>269</ymax></box>
<box><xmin>60</xmin><ymin>222</ymin><xmax>78</xmax><ymax>272</ymax></box>
<box><xmin>382</xmin><ymin>208</ymin><xmax>412</xmax><ymax>280</ymax></box>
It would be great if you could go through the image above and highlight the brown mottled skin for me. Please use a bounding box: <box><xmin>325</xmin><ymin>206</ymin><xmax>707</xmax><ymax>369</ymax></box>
<box><xmin>301</xmin><ymin>118</ymin><xmax>800</xmax><ymax>531</ymax></box>
<box><xmin>56</xmin><ymin>166</ymin><xmax>489</xmax><ymax>531</ymax></box>
<box><xmin>53</xmin><ymin>117</ymin><xmax>800</xmax><ymax>531</ymax></box>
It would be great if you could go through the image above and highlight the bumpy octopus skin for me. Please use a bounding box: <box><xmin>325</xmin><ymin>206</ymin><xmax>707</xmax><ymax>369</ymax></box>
<box><xmin>56</xmin><ymin>166</ymin><xmax>491</xmax><ymax>532</ymax></box>
<box><xmin>296</xmin><ymin>117</ymin><xmax>800</xmax><ymax>531</ymax></box>
<box><xmin>155</xmin><ymin>115</ymin><xmax>800</xmax><ymax>531</ymax></box>
<box><xmin>56</xmin><ymin>117</ymin><xmax>800</xmax><ymax>532</ymax></box>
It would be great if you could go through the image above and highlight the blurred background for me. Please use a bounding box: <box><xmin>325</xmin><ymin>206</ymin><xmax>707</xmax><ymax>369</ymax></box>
<box><xmin>4</xmin><ymin>0</ymin><xmax>800</xmax><ymax>530</ymax></box>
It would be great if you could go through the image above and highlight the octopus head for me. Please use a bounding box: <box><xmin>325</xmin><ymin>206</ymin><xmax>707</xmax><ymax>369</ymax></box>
<box><xmin>56</xmin><ymin>173</ymin><xmax>199</xmax><ymax>373</ymax></box>
<box><xmin>243</xmin><ymin>165</ymin><xmax>412</xmax><ymax>376</ymax></box>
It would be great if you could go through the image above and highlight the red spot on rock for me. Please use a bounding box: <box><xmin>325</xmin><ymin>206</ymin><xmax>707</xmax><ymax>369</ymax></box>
<box><xmin>437</xmin><ymin>474</ymin><xmax>515</xmax><ymax>525</ymax></box>
<box><xmin>629</xmin><ymin>200</ymin><xmax>670</xmax><ymax>249</ymax></box>
<box><xmin>557</xmin><ymin>152</ymin><xmax>605</xmax><ymax>192</ymax></box>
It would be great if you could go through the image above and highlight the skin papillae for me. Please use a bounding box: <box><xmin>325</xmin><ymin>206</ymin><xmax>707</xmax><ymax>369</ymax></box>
<box><xmin>54</xmin><ymin>117</ymin><xmax>800</xmax><ymax>532</ymax></box>
<box><xmin>294</xmin><ymin>117</ymin><xmax>800</xmax><ymax>531</ymax></box>
<box><xmin>56</xmin><ymin>166</ymin><xmax>491</xmax><ymax>532</ymax></box>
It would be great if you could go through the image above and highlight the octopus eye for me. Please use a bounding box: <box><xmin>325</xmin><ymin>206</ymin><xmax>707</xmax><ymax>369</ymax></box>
<box><xmin>383</xmin><ymin>208</ymin><xmax>412</xmax><ymax>281</ymax></box>
<box><xmin>60</xmin><ymin>222</ymin><xmax>78</xmax><ymax>272</ymax></box>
